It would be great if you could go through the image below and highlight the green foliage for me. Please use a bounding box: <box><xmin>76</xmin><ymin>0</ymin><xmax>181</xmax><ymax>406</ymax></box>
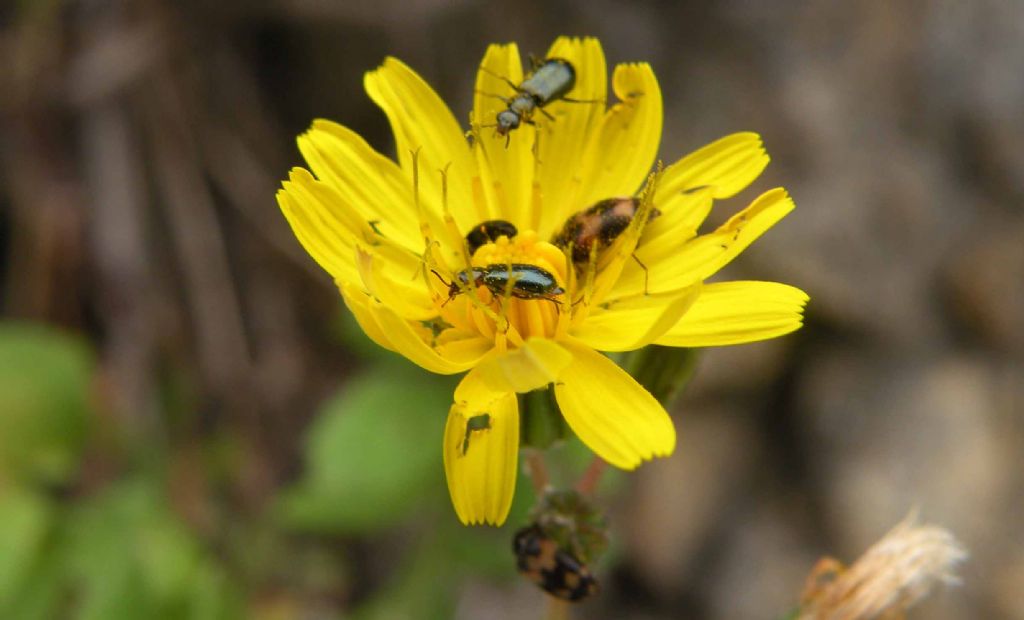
<box><xmin>278</xmin><ymin>363</ymin><xmax>456</xmax><ymax>533</ymax></box>
<box><xmin>0</xmin><ymin>486</ymin><xmax>59</xmax><ymax>619</ymax></box>
<box><xmin>61</xmin><ymin>478</ymin><xmax>242</xmax><ymax>620</ymax></box>
<box><xmin>0</xmin><ymin>478</ymin><xmax>242</xmax><ymax>620</ymax></box>
<box><xmin>0</xmin><ymin>320</ymin><xmax>538</xmax><ymax>618</ymax></box>
<box><xmin>520</xmin><ymin>387</ymin><xmax>572</xmax><ymax>450</ymax></box>
<box><xmin>0</xmin><ymin>323</ymin><xmax>93</xmax><ymax>485</ymax></box>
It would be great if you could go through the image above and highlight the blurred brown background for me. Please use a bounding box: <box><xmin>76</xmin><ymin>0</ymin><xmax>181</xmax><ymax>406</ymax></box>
<box><xmin>2</xmin><ymin>0</ymin><xmax>1022</xmax><ymax>618</ymax></box>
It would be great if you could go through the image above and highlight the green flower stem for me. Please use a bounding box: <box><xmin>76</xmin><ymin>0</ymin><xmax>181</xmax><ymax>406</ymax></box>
<box><xmin>520</xmin><ymin>386</ymin><xmax>570</xmax><ymax>450</ymax></box>
<box><xmin>622</xmin><ymin>345</ymin><xmax>700</xmax><ymax>406</ymax></box>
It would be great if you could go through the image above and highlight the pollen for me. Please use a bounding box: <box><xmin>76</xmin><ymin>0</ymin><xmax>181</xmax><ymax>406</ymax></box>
<box><xmin>473</xmin><ymin>230</ymin><xmax>565</xmax><ymax>273</ymax></box>
<box><xmin>442</xmin><ymin>230</ymin><xmax>570</xmax><ymax>342</ymax></box>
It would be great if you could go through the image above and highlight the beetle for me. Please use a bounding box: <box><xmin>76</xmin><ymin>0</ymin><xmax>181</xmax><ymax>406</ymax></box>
<box><xmin>432</xmin><ymin>264</ymin><xmax>565</xmax><ymax>306</ymax></box>
<box><xmin>466</xmin><ymin>220</ymin><xmax>519</xmax><ymax>255</ymax></box>
<box><xmin>551</xmin><ymin>197</ymin><xmax>661</xmax><ymax>263</ymax></box>
<box><xmin>513</xmin><ymin>524</ymin><xmax>599</xmax><ymax>602</ymax></box>
<box><xmin>479</xmin><ymin>58</ymin><xmax>582</xmax><ymax>143</ymax></box>
<box><xmin>551</xmin><ymin>197</ymin><xmax>660</xmax><ymax>292</ymax></box>
<box><xmin>460</xmin><ymin>413</ymin><xmax>492</xmax><ymax>456</ymax></box>
<box><xmin>478</xmin><ymin>263</ymin><xmax>565</xmax><ymax>302</ymax></box>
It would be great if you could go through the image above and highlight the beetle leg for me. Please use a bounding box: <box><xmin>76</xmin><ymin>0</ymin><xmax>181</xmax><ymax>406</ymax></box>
<box><xmin>544</xmin><ymin>296</ymin><xmax>564</xmax><ymax>313</ymax></box>
<box><xmin>429</xmin><ymin>269</ymin><xmax>461</xmax><ymax>307</ymax></box>
<box><xmin>560</xmin><ymin>96</ymin><xmax>606</xmax><ymax>105</ymax></box>
<box><xmin>474</xmin><ymin>89</ymin><xmax>512</xmax><ymax>104</ymax></box>
<box><xmin>476</xmin><ymin>65</ymin><xmax>522</xmax><ymax>94</ymax></box>
<box><xmin>630</xmin><ymin>252</ymin><xmax>651</xmax><ymax>295</ymax></box>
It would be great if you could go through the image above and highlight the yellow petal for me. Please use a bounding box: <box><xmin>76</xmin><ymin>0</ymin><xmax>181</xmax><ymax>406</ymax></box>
<box><xmin>570</xmin><ymin>283</ymin><xmax>701</xmax><ymax>352</ymax></box>
<box><xmin>277</xmin><ymin>167</ymin><xmax>368</xmax><ymax>283</ymax></box>
<box><xmin>533</xmin><ymin>37</ymin><xmax>608</xmax><ymax>233</ymax></box>
<box><xmin>367</xmin><ymin>300</ymin><xmax>482</xmax><ymax>374</ymax></box>
<box><xmin>364</xmin><ymin>57</ymin><xmax>480</xmax><ymax>229</ymax></box>
<box><xmin>634</xmin><ymin>187</ymin><xmax>711</xmax><ymax>262</ymax></box>
<box><xmin>573</xmin><ymin>63</ymin><xmax>663</xmax><ymax>216</ymax></box>
<box><xmin>435</xmin><ymin>329</ymin><xmax>496</xmax><ymax>366</ymax></box>
<box><xmin>656</xmin><ymin>281</ymin><xmax>809</xmax><ymax>347</ymax></box>
<box><xmin>554</xmin><ymin>340</ymin><xmax>675</xmax><ymax>470</ymax></box>
<box><xmin>652</xmin><ymin>133</ymin><xmax>769</xmax><ymax>237</ymax></box>
<box><xmin>471</xmin><ymin>43</ymin><xmax>533</xmax><ymax>226</ymax></box>
<box><xmin>444</xmin><ymin>371</ymin><xmax>518</xmax><ymax>525</ymax></box>
<box><xmin>354</xmin><ymin>246</ymin><xmax>435</xmax><ymax>321</ymax></box>
<box><xmin>475</xmin><ymin>337</ymin><xmax>573</xmax><ymax>393</ymax></box>
<box><xmin>611</xmin><ymin>187</ymin><xmax>795</xmax><ymax>300</ymax></box>
<box><xmin>297</xmin><ymin>120</ymin><xmax>422</xmax><ymax>251</ymax></box>
<box><xmin>280</xmin><ymin>169</ymin><xmax>429</xmax><ymax>296</ymax></box>
<box><xmin>338</xmin><ymin>281</ymin><xmax>396</xmax><ymax>352</ymax></box>
<box><xmin>657</xmin><ymin>132</ymin><xmax>769</xmax><ymax>202</ymax></box>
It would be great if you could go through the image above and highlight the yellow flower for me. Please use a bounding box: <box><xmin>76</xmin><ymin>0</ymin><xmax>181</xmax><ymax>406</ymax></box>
<box><xmin>277</xmin><ymin>37</ymin><xmax>808</xmax><ymax>526</ymax></box>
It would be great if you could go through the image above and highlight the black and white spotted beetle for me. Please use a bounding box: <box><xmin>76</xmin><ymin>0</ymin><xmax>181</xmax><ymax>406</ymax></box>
<box><xmin>513</xmin><ymin>524</ymin><xmax>599</xmax><ymax>602</ymax></box>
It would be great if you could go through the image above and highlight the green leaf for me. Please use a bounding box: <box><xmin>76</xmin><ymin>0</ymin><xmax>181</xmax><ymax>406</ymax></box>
<box><xmin>0</xmin><ymin>486</ymin><xmax>57</xmax><ymax>617</ymax></box>
<box><xmin>0</xmin><ymin>322</ymin><xmax>93</xmax><ymax>484</ymax></box>
<box><xmin>62</xmin><ymin>478</ymin><xmax>241</xmax><ymax>620</ymax></box>
<box><xmin>1</xmin><ymin>548</ymin><xmax>62</xmax><ymax>620</ymax></box>
<box><xmin>184</xmin><ymin>563</ymin><xmax>245</xmax><ymax>620</ymax></box>
<box><xmin>278</xmin><ymin>364</ymin><xmax>456</xmax><ymax>534</ymax></box>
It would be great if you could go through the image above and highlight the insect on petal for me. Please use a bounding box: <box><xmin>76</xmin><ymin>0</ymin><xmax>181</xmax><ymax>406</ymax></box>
<box><xmin>444</xmin><ymin>370</ymin><xmax>519</xmax><ymax>525</ymax></box>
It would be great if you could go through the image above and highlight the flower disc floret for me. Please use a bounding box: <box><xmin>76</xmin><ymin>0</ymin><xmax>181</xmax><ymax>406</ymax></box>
<box><xmin>435</xmin><ymin>231</ymin><xmax>570</xmax><ymax>342</ymax></box>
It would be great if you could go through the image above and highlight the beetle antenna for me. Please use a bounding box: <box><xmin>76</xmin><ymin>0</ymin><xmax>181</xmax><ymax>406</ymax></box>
<box><xmin>430</xmin><ymin>268</ymin><xmax>451</xmax><ymax>287</ymax></box>
<box><xmin>474</xmin><ymin>89</ymin><xmax>511</xmax><ymax>103</ymax></box>
<box><xmin>431</xmin><ymin>269</ymin><xmax>461</xmax><ymax>307</ymax></box>
<box><xmin>476</xmin><ymin>65</ymin><xmax>520</xmax><ymax>92</ymax></box>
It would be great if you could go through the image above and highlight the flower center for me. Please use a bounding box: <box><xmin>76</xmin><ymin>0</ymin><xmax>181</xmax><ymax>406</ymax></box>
<box><xmin>440</xmin><ymin>230</ymin><xmax>569</xmax><ymax>342</ymax></box>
